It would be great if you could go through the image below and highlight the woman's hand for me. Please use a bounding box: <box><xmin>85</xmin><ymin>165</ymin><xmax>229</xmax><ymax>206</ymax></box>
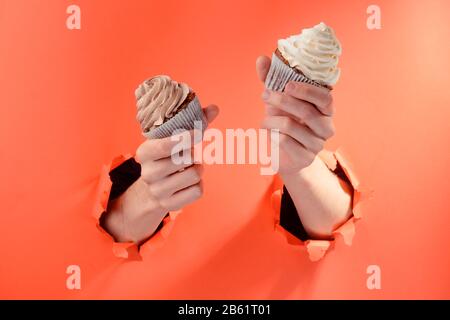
<box><xmin>256</xmin><ymin>55</ymin><xmax>352</xmax><ymax>238</ymax></box>
<box><xmin>102</xmin><ymin>105</ymin><xmax>219</xmax><ymax>245</ymax></box>
<box><xmin>257</xmin><ymin>56</ymin><xmax>335</xmax><ymax>175</ymax></box>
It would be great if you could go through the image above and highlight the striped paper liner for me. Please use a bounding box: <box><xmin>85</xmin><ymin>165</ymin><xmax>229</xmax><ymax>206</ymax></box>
<box><xmin>264</xmin><ymin>52</ymin><xmax>327</xmax><ymax>91</ymax></box>
<box><xmin>143</xmin><ymin>96</ymin><xmax>207</xmax><ymax>139</ymax></box>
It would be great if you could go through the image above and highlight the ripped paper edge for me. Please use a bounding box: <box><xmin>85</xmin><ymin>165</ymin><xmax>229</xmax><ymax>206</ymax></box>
<box><xmin>272</xmin><ymin>148</ymin><xmax>370</xmax><ymax>261</ymax></box>
<box><xmin>92</xmin><ymin>154</ymin><xmax>181</xmax><ymax>259</ymax></box>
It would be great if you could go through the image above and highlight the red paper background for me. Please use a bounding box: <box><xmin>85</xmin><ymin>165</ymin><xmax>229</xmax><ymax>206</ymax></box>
<box><xmin>0</xmin><ymin>0</ymin><xmax>449</xmax><ymax>299</ymax></box>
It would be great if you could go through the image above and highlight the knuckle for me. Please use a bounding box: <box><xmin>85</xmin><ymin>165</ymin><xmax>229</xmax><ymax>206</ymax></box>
<box><xmin>191</xmin><ymin>172</ymin><xmax>201</xmax><ymax>184</ymax></box>
<box><xmin>190</xmin><ymin>165</ymin><xmax>203</xmax><ymax>183</ymax></box>
<box><xmin>328</xmin><ymin>123</ymin><xmax>336</xmax><ymax>138</ymax></box>
<box><xmin>304</xmin><ymin>154</ymin><xmax>315</xmax><ymax>167</ymax></box>
<box><xmin>327</xmin><ymin>93</ymin><xmax>334</xmax><ymax>107</ymax></box>
<box><xmin>279</xmin><ymin>94</ymin><xmax>288</xmax><ymax>106</ymax></box>
<box><xmin>281</xmin><ymin>117</ymin><xmax>293</xmax><ymax>131</ymax></box>
<box><xmin>310</xmin><ymin>140</ymin><xmax>324</xmax><ymax>154</ymax></box>
<box><xmin>323</xmin><ymin>125</ymin><xmax>335</xmax><ymax>139</ymax></box>
<box><xmin>191</xmin><ymin>184</ymin><xmax>203</xmax><ymax>199</ymax></box>
<box><xmin>140</xmin><ymin>166</ymin><xmax>154</xmax><ymax>182</ymax></box>
<box><xmin>321</xmin><ymin>93</ymin><xmax>333</xmax><ymax>114</ymax></box>
<box><xmin>135</xmin><ymin>144</ymin><xmax>146</xmax><ymax>162</ymax></box>
<box><xmin>151</xmin><ymin>184</ymin><xmax>170</xmax><ymax>199</ymax></box>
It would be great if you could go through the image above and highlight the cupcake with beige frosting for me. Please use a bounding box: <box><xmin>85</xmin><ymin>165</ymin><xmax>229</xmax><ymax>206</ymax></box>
<box><xmin>265</xmin><ymin>22</ymin><xmax>342</xmax><ymax>91</ymax></box>
<box><xmin>135</xmin><ymin>75</ymin><xmax>207</xmax><ymax>139</ymax></box>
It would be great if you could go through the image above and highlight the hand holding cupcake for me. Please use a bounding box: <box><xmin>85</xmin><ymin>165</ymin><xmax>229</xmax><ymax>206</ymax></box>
<box><xmin>258</xmin><ymin>22</ymin><xmax>340</xmax><ymax>174</ymax></box>
<box><xmin>100</xmin><ymin>76</ymin><xmax>218</xmax><ymax>245</ymax></box>
<box><xmin>135</xmin><ymin>75</ymin><xmax>208</xmax><ymax>139</ymax></box>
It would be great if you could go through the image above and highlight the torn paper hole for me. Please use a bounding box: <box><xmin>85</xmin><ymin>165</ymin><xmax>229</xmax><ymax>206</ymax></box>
<box><xmin>271</xmin><ymin>148</ymin><xmax>370</xmax><ymax>262</ymax></box>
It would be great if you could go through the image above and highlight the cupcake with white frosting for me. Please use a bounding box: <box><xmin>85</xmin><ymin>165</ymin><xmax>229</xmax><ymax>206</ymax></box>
<box><xmin>265</xmin><ymin>22</ymin><xmax>342</xmax><ymax>91</ymax></box>
<box><xmin>135</xmin><ymin>75</ymin><xmax>207</xmax><ymax>139</ymax></box>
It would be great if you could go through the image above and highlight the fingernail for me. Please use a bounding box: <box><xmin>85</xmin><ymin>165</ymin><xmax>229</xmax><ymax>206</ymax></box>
<box><xmin>285</xmin><ymin>82</ymin><xmax>295</xmax><ymax>92</ymax></box>
<box><xmin>262</xmin><ymin>89</ymin><xmax>270</xmax><ymax>100</ymax></box>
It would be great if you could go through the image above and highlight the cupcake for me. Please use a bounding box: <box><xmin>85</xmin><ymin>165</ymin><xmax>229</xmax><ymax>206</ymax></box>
<box><xmin>265</xmin><ymin>22</ymin><xmax>342</xmax><ymax>91</ymax></box>
<box><xmin>135</xmin><ymin>75</ymin><xmax>207</xmax><ymax>139</ymax></box>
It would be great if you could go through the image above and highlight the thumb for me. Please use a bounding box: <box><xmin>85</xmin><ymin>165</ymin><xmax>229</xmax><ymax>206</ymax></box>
<box><xmin>256</xmin><ymin>55</ymin><xmax>271</xmax><ymax>83</ymax></box>
<box><xmin>202</xmin><ymin>104</ymin><xmax>220</xmax><ymax>124</ymax></box>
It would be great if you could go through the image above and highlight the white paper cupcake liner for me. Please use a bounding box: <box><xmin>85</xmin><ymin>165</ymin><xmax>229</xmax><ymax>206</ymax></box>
<box><xmin>143</xmin><ymin>96</ymin><xmax>207</xmax><ymax>139</ymax></box>
<box><xmin>264</xmin><ymin>52</ymin><xmax>326</xmax><ymax>91</ymax></box>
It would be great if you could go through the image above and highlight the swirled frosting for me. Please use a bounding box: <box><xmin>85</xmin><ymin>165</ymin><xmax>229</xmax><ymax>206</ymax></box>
<box><xmin>278</xmin><ymin>22</ymin><xmax>342</xmax><ymax>86</ymax></box>
<box><xmin>135</xmin><ymin>75</ymin><xmax>190</xmax><ymax>132</ymax></box>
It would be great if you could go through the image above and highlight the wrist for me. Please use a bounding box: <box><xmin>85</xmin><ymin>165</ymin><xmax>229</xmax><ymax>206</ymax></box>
<box><xmin>103</xmin><ymin>178</ymin><xmax>168</xmax><ymax>244</ymax></box>
<box><xmin>122</xmin><ymin>178</ymin><xmax>168</xmax><ymax>243</ymax></box>
<box><xmin>101</xmin><ymin>198</ymin><xmax>126</xmax><ymax>242</ymax></box>
<box><xmin>280</xmin><ymin>155</ymin><xmax>321</xmax><ymax>187</ymax></box>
